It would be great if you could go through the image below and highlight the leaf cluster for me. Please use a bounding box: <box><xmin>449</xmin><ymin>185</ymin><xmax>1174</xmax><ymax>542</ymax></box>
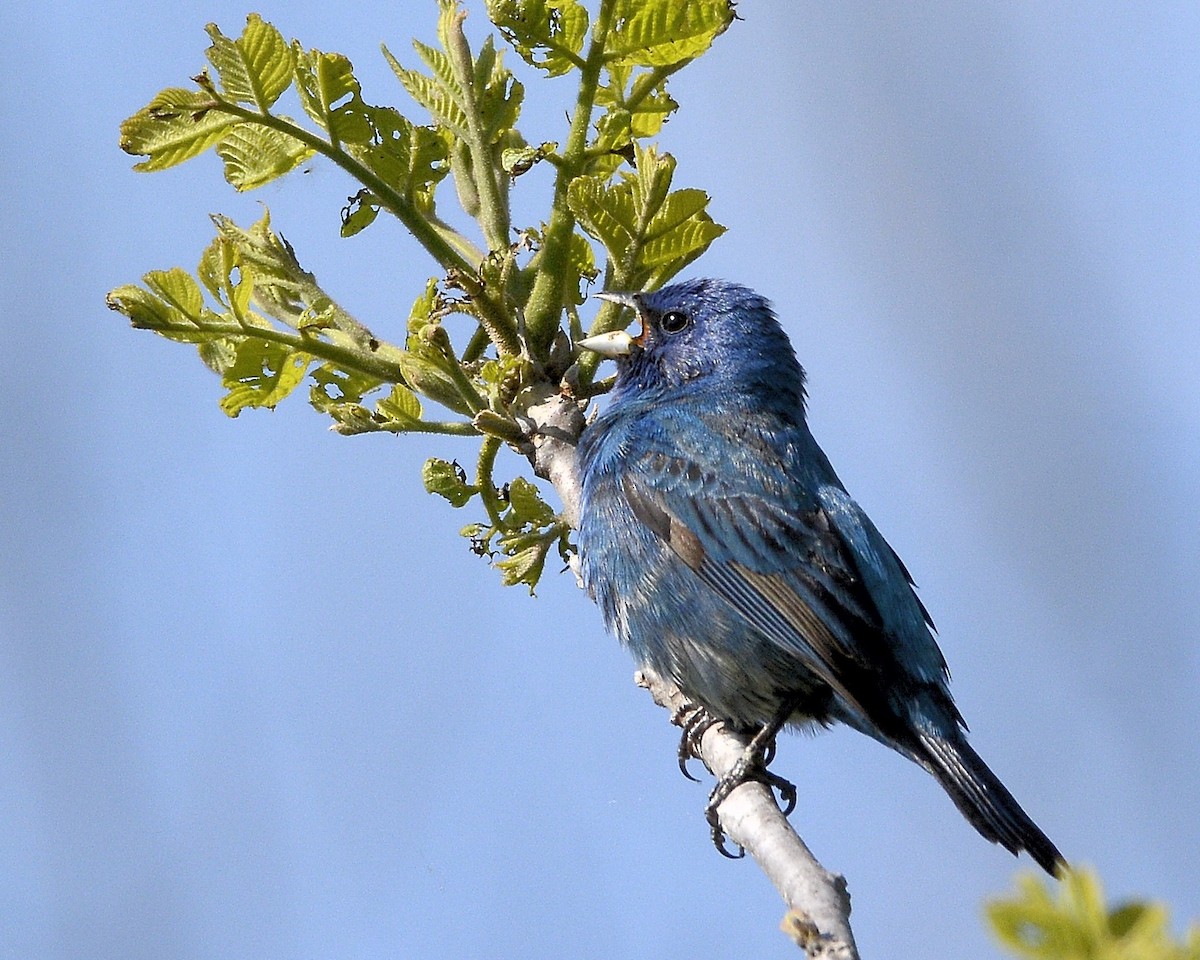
<box><xmin>987</xmin><ymin>870</ymin><xmax>1200</xmax><ymax>960</ymax></box>
<box><xmin>110</xmin><ymin>0</ymin><xmax>734</xmax><ymax>589</ymax></box>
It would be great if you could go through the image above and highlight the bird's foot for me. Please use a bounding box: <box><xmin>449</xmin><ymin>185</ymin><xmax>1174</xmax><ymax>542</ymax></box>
<box><xmin>676</xmin><ymin>704</ymin><xmax>723</xmax><ymax>782</ymax></box>
<box><xmin>703</xmin><ymin>696</ymin><xmax>803</xmax><ymax>858</ymax></box>
<box><xmin>704</xmin><ymin>742</ymin><xmax>798</xmax><ymax>858</ymax></box>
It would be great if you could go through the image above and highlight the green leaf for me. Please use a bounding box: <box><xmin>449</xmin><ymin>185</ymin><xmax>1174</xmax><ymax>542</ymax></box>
<box><xmin>107</xmin><ymin>282</ymin><xmax>193</xmax><ymax>334</ymax></box>
<box><xmin>494</xmin><ymin>542</ymin><xmax>548</xmax><ymax>591</ymax></box>
<box><xmin>487</xmin><ymin>0</ymin><xmax>589</xmax><ymax>76</ymax></box>
<box><xmin>607</xmin><ymin>0</ymin><xmax>734</xmax><ymax>67</ymax></box>
<box><xmin>567</xmin><ymin>229</ymin><xmax>600</xmax><ymax>297</ymax></box>
<box><xmin>340</xmin><ymin>190</ymin><xmax>381</xmax><ymax>238</ymax></box>
<box><xmin>385</xmin><ymin>42</ymin><xmax>469</xmax><ymax>139</ymax></box>
<box><xmin>208</xmin><ymin>211</ymin><xmax>373</xmax><ymax>350</ymax></box>
<box><xmin>349</xmin><ymin>108</ymin><xmax>452</xmax><ymax>212</ymax></box>
<box><xmin>119</xmin><ymin>88</ymin><xmax>237</xmax><ymax>172</ymax></box>
<box><xmin>567</xmin><ymin>145</ymin><xmax>723</xmax><ymax>290</ymax></box>
<box><xmin>198</xmin><ymin>337</ymin><xmax>239</xmax><ymax>374</ymax></box>
<box><xmin>472</xmin><ymin>36</ymin><xmax>524</xmax><ymax>142</ymax></box>
<box><xmin>216</xmin><ymin>123</ymin><xmax>316</xmax><ymax>191</ymax></box>
<box><xmin>423</xmin><ymin>457</ymin><xmax>478</xmax><ymax>507</ymax></box>
<box><xmin>219</xmin><ymin>337</ymin><xmax>312</xmax><ymax>416</ymax></box>
<box><xmin>506</xmin><ymin>477</ymin><xmax>556</xmax><ymax>525</ymax></box>
<box><xmin>310</xmin><ymin>364</ymin><xmax>383</xmax><ymax>408</ymax></box>
<box><xmin>143</xmin><ymin>267</ymin><xmax>205</xmax><ymax>321</ymax></box>
<box><xmin>986</xmin><ymin>869</ymin><xmax>1200</xmax><ymax>960</ymax></box>
<box><xmin>376</xmin><ymin>384</ymin><xmax>423</xmax><ymax>425</ymax></box>
<box><xmin>293</xmin><ymin>45</ymin><xmax>373</xmax><ymax>144</ymax></box>
<box><xmin>593</xmin><ymin>61</ymin><xmax>678</xmax><ymax>169</ymax></box>
<box><xmin>204</xmin><ymin>15</ymin><xmax>294</xmax><ymax>110</ymax></box>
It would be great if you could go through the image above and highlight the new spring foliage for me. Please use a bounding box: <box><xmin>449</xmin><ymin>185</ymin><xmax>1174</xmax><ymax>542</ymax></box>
<box><xmin>109</xmin><ymin>1</ymin><xmax>733</xmax><ymax>591</ymax></box>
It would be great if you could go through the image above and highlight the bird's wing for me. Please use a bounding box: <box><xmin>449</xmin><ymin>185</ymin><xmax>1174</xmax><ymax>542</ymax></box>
<box><xmin>620</xmin><ymin>447</ymin><xmax>949</xmax><ymax>725</ymax></box>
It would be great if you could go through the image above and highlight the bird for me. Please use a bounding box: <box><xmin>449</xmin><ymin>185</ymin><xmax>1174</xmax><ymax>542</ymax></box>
<box><xmin>574</xmin><ymin>278</ymin><xmax>1064</xmax><ymax>875</ymax></box>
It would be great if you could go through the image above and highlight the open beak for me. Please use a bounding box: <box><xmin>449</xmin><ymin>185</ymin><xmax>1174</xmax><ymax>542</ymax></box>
<box><xmin>578</xmin><ymin>291</ymin><xmax>643</xmax><ymax>357</ymax></box>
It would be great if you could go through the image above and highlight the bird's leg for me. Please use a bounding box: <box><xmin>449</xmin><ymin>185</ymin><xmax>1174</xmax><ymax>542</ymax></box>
<box><xmin>705</xmin><ymin>695</ymin><xmax>801</xmax><ymax>858</ymax></box>
<box><xmin>676</xmin><ymin>703</ymin><xmax>724</xmax><ymax>782</ymax></box>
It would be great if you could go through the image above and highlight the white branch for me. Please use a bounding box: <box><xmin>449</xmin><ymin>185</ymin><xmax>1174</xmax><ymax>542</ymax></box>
<box><xmin>637</xmin><ymin>669</ymin><xmax>859</xmax><ymax>959</ymax></box>
<box><xmin>521</xmin><ymin>389</ymin><xmax>860</xmax><ymax>958</ymax></box>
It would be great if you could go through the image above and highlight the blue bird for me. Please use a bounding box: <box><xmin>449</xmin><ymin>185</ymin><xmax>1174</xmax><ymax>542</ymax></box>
<box><xmin>575</xmin><ymin>278</ymin><xmax>1063</xmax><ymax>874</ymax></box>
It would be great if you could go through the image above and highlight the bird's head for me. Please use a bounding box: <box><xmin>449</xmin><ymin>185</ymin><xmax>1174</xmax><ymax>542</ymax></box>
<box><xmin>579</xmin><ymin>278</ymin><xmax>805</xmax><ymax>408</ymax></box>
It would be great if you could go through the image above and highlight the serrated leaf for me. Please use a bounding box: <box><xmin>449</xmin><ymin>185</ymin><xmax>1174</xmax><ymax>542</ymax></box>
<box><xmin>144</xmin><ymin>267</ymin><xmax>205</xmax><ymax>320</ymax></box>
<box><xmin>591</xmin><ymin>61</ymin><xmax>678</xmax><ymax>176</ymax></box>
<box><xmin>568</xmin><ymin>145</ymin><xmax>723</xmax><ymax>289</ymax></box>
<box><xmin>204</xmin><ymin>15</ymin><xmax>293</xmax><ymax>110</ymax></box>
<box><xmin>413</xmin><ymin>37</ymin><xmax>461</xmax><ymax>92</ymax></box>
<box><xmin>219</xmin><ymin>337</ymin><xmax>312</xmax><ymax>417</ymax></box>
<box><xmin>197</xmin><ymin>231</ymin><xmax>239</xmax><ymax>303</ymax></box>
<box><xmin>507</xmin><ymin>477</ymin><xmax>556</xmax><ymax>525</ymax></box>
<box><xmin>423</xmin><ymin>457</ymin><xmax>478</xmax><ymax>508</ymax></box>
<box><xmin>568</xmin><ymin>229</ymin><xmax>599</xmax><ymax>278</ymax></box>
<box><xmin>198</xmin><ymin>337</ymin><xmax>239</xmax><ymax>374</ymax></box>
<box><xmin>107</xmin><ymin>283</ymin><xmax>187</xmax><ymax>332</ymax></box>
<box><xmin>473</xmin><ymin>36</ymin><xmax>524</xmax><ymax>141</ymax></box>
<box><xmin>293</xmin><ymin>45</ymin><xmax>373</xmax><ymax>143</ymax></box>
<box><xmin>607</xmin><ymin>0</ymin><xmax>734</xmax><ymax>67</ymax></box>
<box><xmin>494</xmin><ymin>542</ymin><xmax>548</xmax><ymax>592</ymax></box>
<box><xmin>376</xmin><ymin>384</ymin><xmax>423</xmax><ymax>424</ymax></box>
<box><xmin>216</xmin><ymin>123</ymin><xmax>315</xmax><ymax>191</ymax></box>
<box><xmin>310</xmin><ymin>364</ymin><xmax>383</xmax><ymax>408</ymax></box>
<box><xmin>208</xmin><ymin>211</ymin><xmax>359</xmax><ymax>342</ymax></box>
<box><xmin>350</xmin><ymin>109</ymin><xmax>451</xmax><ymax>211</ymax></box>
<box><xmin>487</xmin><ymin>0</ymin><xmax>588</xmax><ymax>76</ymax></box>
<box><xmin>120</xmin><ymin>87</ymin><xmax>237</xmax><ymax>172</ymax></box>
<box><xmin>385</xmin><ymin>35</ymin><xmax>521</xmax><ymax>146</ymax></box>
<box><xmin>385</xmin><ymin>43</ymin><xmax>469</xmax><ymax>138</ymax></box>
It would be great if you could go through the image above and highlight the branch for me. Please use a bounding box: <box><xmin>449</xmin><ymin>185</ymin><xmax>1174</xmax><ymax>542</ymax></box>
<box><xmin>519</xmin><ymin>388</ymin><xmax>860</xmax><ymax>958</ymax></box>
<box><xmin>637</xmin><ymin>669</ymin><xmax>859</xmax><ymax>959</ymax></box>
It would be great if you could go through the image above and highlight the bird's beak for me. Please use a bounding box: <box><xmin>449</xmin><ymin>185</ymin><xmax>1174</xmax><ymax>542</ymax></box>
<box><xmin>577</xmin><ymin>329</ymin><xmax>636</xmax><ymax>357</ymax></box>
<box><xmin>593</xmin><ymin>291</ymin><xmax>640</xmax><ymax>311</ymax></box>
<box><xmin>579</xmin><ymin>290</ymin><xmax>644</xmax><ymax>357</ymax></box>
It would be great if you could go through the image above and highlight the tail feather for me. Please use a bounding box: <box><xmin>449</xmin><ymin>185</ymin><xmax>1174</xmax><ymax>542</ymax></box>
<box><xmin>918</xmin><ymin>732</ymin><xmax>1065</xmax><ymax>876</ymax></box>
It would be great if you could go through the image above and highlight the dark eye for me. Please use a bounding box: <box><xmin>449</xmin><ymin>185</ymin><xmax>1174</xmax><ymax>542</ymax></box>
<box><xmin>660</xmin><ymin>310</ymin><xmax>690</xmax><ymax>334</ymax></box>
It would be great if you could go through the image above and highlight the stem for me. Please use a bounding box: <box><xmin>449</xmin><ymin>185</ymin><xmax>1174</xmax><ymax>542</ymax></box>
<box><xmin>147</xmin><ymin>315</ymin><xmax>404</xmax><ymax>383</ymax></box>
<box><xmin>446</xmin><ymin>10</ymin><xmax>511</xmax><ymax>253</ymax></box>
<box><xmin>383</xmin><ymin>419</ymin><xmax>479</xmax><ymax>436</ymax></box>
<box><xmin>521</xmin><ymin>0</ymin><xmax>617</xmax><ymax>358</ymax></box>
<box><xmin>462</xmin><ymin>324</ymin><xmax>491</xmax><ymax>363</ymax></box>
<box><xmin>442</xmin><ymin>351</ymin><xmax>488</xmax><ymax>414</ymax></box>
<box><xmin>475</xmin><ymin>435</ymin><xmax>512</xmax><ymax>532</ymax></box>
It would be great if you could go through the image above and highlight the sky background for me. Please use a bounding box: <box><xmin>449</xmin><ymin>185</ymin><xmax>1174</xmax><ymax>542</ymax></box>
<box><xmin>2</xmin><ymin>2</ymin><xmax>1198</xmax><ymax>958</ymax></box>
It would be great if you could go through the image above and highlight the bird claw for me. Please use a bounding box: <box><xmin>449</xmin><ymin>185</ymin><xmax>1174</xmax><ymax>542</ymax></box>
<box><xmin>702</xmin><ymin>720</ymin><xmax>798</xmax><ymax>856</ymax></box>
<box><xmin>676</xmin><ymin>704</ymin><xmax>722</xmax><ymax>782</ymax></box>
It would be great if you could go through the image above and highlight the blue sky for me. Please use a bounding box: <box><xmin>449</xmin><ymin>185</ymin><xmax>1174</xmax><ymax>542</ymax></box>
<box><xmin>2</xmin><ymin>2</ymin><xmax>1198</xmax><ymax>958</ymax></box>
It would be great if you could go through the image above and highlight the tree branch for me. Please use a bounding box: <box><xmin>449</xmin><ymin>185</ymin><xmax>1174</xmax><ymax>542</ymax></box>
<box><xmin>519</xmin><ymin>387</ymin><xmax>860</xmax><ymax>958</ymax></box>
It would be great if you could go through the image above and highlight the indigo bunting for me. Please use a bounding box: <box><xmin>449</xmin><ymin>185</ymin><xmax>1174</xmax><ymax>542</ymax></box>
<box><xmin>576</xmin><ymin>279</ymin><xmax>1063</xmax><ymax>874</ymax></box>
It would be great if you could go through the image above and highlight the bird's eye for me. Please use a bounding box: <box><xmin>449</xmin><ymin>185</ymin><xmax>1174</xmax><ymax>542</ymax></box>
<box><xmin>660</xmin><ymin>310</ymin><xmax>690</xmax><ymax>334</ymax></box>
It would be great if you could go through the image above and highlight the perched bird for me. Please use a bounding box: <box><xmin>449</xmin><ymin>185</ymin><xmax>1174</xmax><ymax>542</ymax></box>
<box><xmin>575</xmin><ymin>278</ymin><xmax>1063</xmax><ymax>874</ymax></box>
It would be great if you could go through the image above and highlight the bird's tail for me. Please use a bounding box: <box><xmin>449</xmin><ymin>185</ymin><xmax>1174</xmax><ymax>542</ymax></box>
<box><xmin>917</xmin><ymin>731</ymin><xmax>1065</xmax><ymax>876</ymax></box>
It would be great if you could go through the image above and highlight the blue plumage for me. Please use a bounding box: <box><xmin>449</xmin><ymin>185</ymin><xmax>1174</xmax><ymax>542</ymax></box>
<box><xmin>576</xmin><ymin>278</ymin><xmax>1062</xmax><ymax>874</ymax></box>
